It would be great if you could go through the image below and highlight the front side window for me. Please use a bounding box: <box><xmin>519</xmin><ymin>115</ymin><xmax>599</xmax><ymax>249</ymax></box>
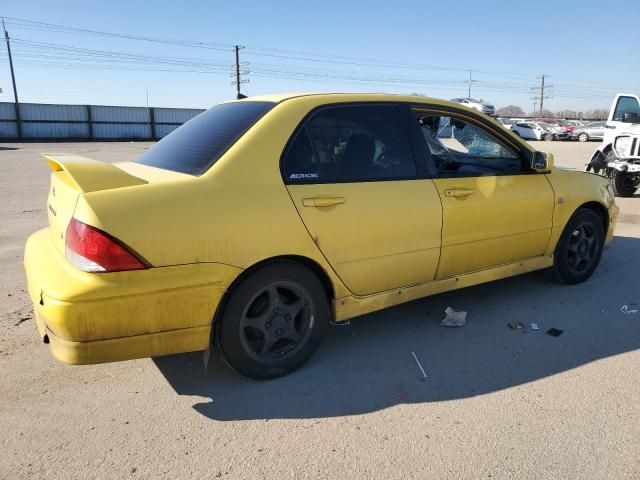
<box><xmin>613</xmin><ymin>96</ymin><xmax>640</xmax><ymax>121</ymax></box>
<box><xmin>417</xmin><ymin>113</ymin><xmax>523</xmax><ymax>175</ymax></box>
<box><xmin>283</xmin><ymin>105</ymin><xmax>417</xmax><ymax>183</ymax></box>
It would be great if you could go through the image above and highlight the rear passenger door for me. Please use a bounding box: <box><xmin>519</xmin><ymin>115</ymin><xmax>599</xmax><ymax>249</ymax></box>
<box><xmin>282</xmin><ymin>104</ymin><xmax>443</xmax><ymax>296</ymax></box>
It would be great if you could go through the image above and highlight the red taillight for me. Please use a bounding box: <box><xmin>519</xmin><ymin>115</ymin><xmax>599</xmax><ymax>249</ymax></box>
<box><xmin>65</xmin><ymin>218</ymin><xmax>146</xmax><ymax>272</ymax></box>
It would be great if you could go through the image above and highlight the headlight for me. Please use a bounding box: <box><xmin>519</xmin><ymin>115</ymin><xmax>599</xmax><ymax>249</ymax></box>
<box><xmin>614</xmin><ymin>136</ymin><xmax>633</xmax><ymax>157</ymax></box>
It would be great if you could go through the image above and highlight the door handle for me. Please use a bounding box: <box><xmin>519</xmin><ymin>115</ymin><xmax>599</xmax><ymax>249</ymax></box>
<box><xmin>302</xmin><ymin>197</ymin><xmax>345</xmax><ymax>207</ymax></box>
<box><xmin>444</xmin><ymin>189</ymin><xmax>476</xmax><ymax>198</ymax></box>
<box><xmin>605</xmin><ymin>125</ymin><xmax>616</xmax><ymax>129</ymax></box>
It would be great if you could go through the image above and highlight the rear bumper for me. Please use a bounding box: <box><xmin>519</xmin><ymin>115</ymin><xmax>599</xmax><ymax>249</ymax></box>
<box><xmin>24</xmin><ymin>228</ymin><xmax>242</xmax><ymax>364</ymax></box>
<box><xmin>42</xmin><ymin>323</ymin><xmax>212</xmax><ymax>365</ymax></box>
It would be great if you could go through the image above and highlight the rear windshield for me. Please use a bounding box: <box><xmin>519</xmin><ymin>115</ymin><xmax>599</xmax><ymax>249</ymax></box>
<box><xmin>137</xmin><ymin>101</ymin><xmax>275</xmax><ymax>175</ymax></box>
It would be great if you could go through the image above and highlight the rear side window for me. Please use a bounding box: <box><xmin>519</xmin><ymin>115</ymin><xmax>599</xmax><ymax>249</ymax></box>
<box><xmin>137</xmin><ymin>101</ymin><xmax>274</xmax><ymax>175</ymax></box>
<box><xmin>283</xmin><ymin>104</ymin><xmax>417</xmax><ymax>183</ymax></box>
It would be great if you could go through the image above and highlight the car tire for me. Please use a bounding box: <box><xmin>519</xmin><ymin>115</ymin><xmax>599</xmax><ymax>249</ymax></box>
<box><xmin>578</xmin><ymin>133</ymin><xmax>589</xmax><ymax>142</ymax></box>
<box><xmin>543</xmin><ymin>133</ymin><xmax>553</xmax><ymax>141</ymax></box>
<box><xmin>610</xmin><ymin>169</ymin><xmax>638</xmax><ymax>197</ymax></box>
<box><xmin>218</xmin><ymin>261</ymin><xmax>330</xmax><ymax>380</ymax></box>
<box><xmin>553</xmin><ymin>208</ymin><xmax>605</xmax><ymax>285</ymax></box>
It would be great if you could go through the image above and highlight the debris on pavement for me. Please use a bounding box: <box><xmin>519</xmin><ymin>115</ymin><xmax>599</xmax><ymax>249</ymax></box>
<box><xmin>411</xmin><ymin>351</ymin><xmax>428</xmax><ymax>380</ymax></box>
<box><xmin>329</xmin><ymin>319</ymin><xmax>352</xmax><ymax>327</ymax></box>
<box><xmin>508</xmin><ymin>322</ymin><xmax>524</xmax><ymax>330</ymax></box>
<box><xmin>621</xmin><ymin>304</ymin><xmax>639</xmax><ymax>315</ymax></box>
<box><xmin>530</xmin><ymin>323</ymin><xmax>540</xmax><ymax>331</ymax></box>
<box><xmin>14</xmin><ymin>316</ymin><xmax>30</xmax><ymax>327</ymax></box>
<box><xmin>546</xmin><ymin>328</ymin><xmax>564</xmax><ymax>337</ymax></box>
<box><xmin>441</xmin><ymin>307</ymin><xmax>467</xmax><ymax>327</ymax></box>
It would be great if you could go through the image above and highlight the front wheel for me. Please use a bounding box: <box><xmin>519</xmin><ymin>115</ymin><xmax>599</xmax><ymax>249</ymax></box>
<box><xmin>578</xmin><ymin>132</ymin><xmax>589</xmax><ymax>142</ymax></box>
<box><xmin>543</xmin><ymin>133</ymin><xmax>554</xmax><ymax>141</ymax></box>
<box><xmin>553</xmin><ymin>209</ymin><xmax>604</xmax><ymax>284</ymax></box>
<box><xmin>610</xmin><ymin>169</ymin><xmax>639</xmax><ymax>197</ymax></box>
<box><xmin>218</xmin><ymin>262</ymin><xmax>330</xmax><ymax>379</ymax></box>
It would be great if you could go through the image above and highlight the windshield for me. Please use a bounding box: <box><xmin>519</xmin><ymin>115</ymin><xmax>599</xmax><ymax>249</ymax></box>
<box><xmin>137</xmin><ymin>101</ymin><xmax>275</xmax><ymax>175</ymax></box>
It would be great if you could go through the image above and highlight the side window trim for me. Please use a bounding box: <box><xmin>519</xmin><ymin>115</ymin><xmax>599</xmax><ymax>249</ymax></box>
<box><xmin>280</xmin><ymin>102</ymin><xmax>421</xmax><ymax>185</ymax></box>
<box><xmin>410</xmin><ymin>105</ymin><xmax>534</xmax><ymax>178</ymax></box>
<box><xmin>399</xmin><ymin>103</ymin><xmax>436</xmax><ymax>178</ymax></box>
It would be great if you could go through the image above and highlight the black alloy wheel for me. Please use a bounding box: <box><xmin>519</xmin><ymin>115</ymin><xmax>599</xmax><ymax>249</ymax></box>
<box><xmin>554</xmin><ymin>208</ymin><xmax>604</xmax><ymax>284</ymax></box>
<box><xmin>218</xmin><ymin>262</ymin><xmax>330</xmax><ymax>379</ymax></box>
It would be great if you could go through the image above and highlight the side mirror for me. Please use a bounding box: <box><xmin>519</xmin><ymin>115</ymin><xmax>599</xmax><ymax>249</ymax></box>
<box><xmin>622</xmin><ymin>112</ymin><xmax>640</xmax><ymax>123</ymax></box>
<box><xmin>532</xmin><ymin>151</ymin><xmax>553</xmax><ymax>173</ymax></box>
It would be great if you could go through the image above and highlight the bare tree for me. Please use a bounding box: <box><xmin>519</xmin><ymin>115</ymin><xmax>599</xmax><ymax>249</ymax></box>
<box><xmin>496</xmin><ymin>105</ymin><xmax>526</xmax><ymax>117</ymax></box>
<box><xmin>583</xmin><ymin>109</ymin><xmax>609</xmax><ymax>120</ymax></box>
<box><xmin>536</xmin><ymin>109</ymin><xmax>555</xmax><ymax>118</ymax></box>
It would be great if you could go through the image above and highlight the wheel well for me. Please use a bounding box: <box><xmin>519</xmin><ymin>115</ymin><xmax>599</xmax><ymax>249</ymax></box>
<box><xmin>578</xmin><ymin>201</ymin><xmax>609</xmax><ymax>235</ymax></box>
<box><xmin>210</xmin><ymin>256</ymin><xmax>335</xmax><ymax>346</ymax></box>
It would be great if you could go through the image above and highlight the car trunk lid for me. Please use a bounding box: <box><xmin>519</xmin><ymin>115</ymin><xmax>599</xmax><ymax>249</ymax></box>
<box><xmin>44</xmin><ymin>154</ymin><xmax>148</xmax><ymax>255</ymax></box>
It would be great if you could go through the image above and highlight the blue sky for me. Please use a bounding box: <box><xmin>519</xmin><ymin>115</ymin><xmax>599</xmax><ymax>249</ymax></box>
<box><xmin>0</xmin><ymin>0</ymin><xmax>638</xmax><ymax>113</ymax></box>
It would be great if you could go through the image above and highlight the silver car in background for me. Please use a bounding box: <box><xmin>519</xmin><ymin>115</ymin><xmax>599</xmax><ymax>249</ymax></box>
<box><xmin>450</xmin><ymin>98</ymin><xmax>495</xmax><ymax>116</ymax></box>
<box><xmin>571</xmin><ymin>121</ymin><xmax>606</xmax><ymax>142</ymax></box>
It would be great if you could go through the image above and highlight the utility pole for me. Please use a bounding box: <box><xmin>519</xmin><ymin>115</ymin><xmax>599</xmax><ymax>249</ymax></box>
<box><xmin>232</xmin><ymin>45</ymin><xmax>249</xmax><ymax>99</ymax></box>
<box><xmin>465</xmin><ymin>70</ymin><xmax>477</xmax><ymax>98</ymax></box>
<box><xmin>2</xmin><ymin>19</ymin><xmax>21</xmax><ymax>138</ymax></box>
<box><xmin>530</xmin><ymin>74</ymin><xmax>553</xmax><ymax>115</ymax></box>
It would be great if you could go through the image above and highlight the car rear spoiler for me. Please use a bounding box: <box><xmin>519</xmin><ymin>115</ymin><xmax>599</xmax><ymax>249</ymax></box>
<box><xmin>44</xmin><ymin>154</ymin><xmax>147</xmax><ymax>193</ymax></box>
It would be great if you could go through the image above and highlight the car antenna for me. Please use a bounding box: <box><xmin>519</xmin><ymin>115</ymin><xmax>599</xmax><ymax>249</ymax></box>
<box><xmin>237</xmin><ymin>93</ymin><xmax>248</xmax><ymax>100</ymax></box>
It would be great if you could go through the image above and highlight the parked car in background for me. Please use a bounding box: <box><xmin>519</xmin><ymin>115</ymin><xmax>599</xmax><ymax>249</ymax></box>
<box><xmin>511</xmin><ymin>121</ymin><xmax>554</xmax><ymax>140</ymax></box>
<box><xmin>496</xmin><ymin>117</ymin><xmax>516</xmax><ymax>129</ymax></box>
<box><xmin>450</xmin><ymin>97</ymin><xmax>495</xmax><ymax>116</ymax></box>
<box><xmin>548</xmin><ymin>122</ymin><xmax>572</xmax><ymax>140</ymax></box>
<box><xmin>566</xmin><ymin>120</ymin><xmax>585</xmax><ymax>128</ymax></box>
<box><xmin>571</xmin><ymin>121</ymin><xmax>605</xmax><ymax>142</ymax></box>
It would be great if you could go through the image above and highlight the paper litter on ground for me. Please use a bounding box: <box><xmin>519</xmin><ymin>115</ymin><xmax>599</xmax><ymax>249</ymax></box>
<box><xmin>441</xmin><ymin>307</ymin><xmax>467</xmax><ymax>327</ymax></box>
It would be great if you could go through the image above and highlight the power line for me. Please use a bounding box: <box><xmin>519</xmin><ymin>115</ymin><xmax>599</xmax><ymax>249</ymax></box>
<box><xmin>2</xmin><ymin>19</ymin><xmax>21</xmax><ymax>138</ymax></box>
<box><xmin>3</xmin><ymin>14</ymin><xmax>634</xmax><ymax>92</ymax></box>
<box><xmin>530</xmin><ymin>74</ymin><xmax>553</xmax><ymax>114</ymax></box>
<box><xmin>465</xmin><ymin>70</ymin><xmax>477</xmax><ymax>97</ymax></box>
<box><xmin>0</xmin><ymin>15</ymin><xmax>630</xmax><ymax>107</ymax></box>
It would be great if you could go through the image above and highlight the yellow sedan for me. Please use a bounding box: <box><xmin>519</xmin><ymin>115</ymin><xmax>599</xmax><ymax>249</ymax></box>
<box><xmin>24</xmin><ymin>93</ymin><xmax>619</xmax><ymax>379</ymax></box>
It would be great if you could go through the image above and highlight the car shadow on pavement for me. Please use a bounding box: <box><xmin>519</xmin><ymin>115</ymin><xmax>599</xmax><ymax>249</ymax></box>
<box><xmin>153</xmin><ymin>235</ymin><xmax>640</xmax><ymax>421</ymax></box>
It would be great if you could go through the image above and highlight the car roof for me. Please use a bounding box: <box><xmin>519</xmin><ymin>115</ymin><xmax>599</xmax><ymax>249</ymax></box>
<box><xmin>234</xmin><ymin>92</ymin><xmax>464</xmax><ymax>109</ymax></box>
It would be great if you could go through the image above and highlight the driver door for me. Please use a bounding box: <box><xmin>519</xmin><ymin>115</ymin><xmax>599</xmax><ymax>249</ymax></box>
<box><xmin>415</xmin><ymin>109</ymin><xmax>555</xmax><ymax>279</ymax></box>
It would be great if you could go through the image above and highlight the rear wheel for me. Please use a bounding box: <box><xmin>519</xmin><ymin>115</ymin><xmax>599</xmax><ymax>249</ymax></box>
<box><xmin>553</xmin><ymin>209</ymin><xmax>604</xmax><ymax>284</ymax></box>
<box><xmin>578</xmin><ymin>132</ymin><xmax>589</xmax><ymax>142</ymax></box>
<box><xmin>218</xmin><ymin>262</ymin><xmax>330</xmax><ymax>379</ymax></box>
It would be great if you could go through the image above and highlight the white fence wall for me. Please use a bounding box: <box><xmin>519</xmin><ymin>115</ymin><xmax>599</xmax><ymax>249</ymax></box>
<box><xmin>0</xmin><ymin>102</ymin><xmax>205</xmax><ymax>140</ymax></box>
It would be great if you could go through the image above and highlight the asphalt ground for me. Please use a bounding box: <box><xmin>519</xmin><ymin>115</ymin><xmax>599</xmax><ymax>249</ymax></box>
<box><xmin>1</xmin><ymin>140</ymin><xmax>639</xmax><ymax>479</ymax></box>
